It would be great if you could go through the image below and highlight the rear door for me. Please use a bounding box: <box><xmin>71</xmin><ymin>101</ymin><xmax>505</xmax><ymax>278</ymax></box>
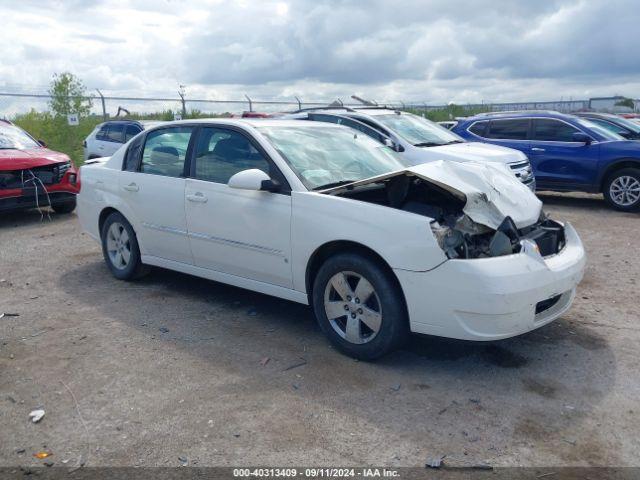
<box><xmin>482</xmin><ymin>118</ymin><xmax>531</xmax><ymax>154</ymax></box>
<box><xmin>530</xmin><ymin>119</ymin><xmax>599</xmax><ymax>188</ymax></box>
<box><xmin>185</xmin><ymin>126</ymin><xmax>293</xmax><ymax>287</ymax></box>
<box><xmin>102</xmin><ymin>123</ymin><xmax>125</xmax><ymax>157</ymax></box>
<box><xmin>119</xmin><ymin>126</ymin><xmax>195</xmax><ymax>264</ymax></box>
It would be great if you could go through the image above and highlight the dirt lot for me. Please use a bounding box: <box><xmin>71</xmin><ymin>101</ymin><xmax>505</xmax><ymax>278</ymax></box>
<box><xmin>0</xmin><ymin>192</ymin><xmax>639</xmax><ymax>469</ymax></box>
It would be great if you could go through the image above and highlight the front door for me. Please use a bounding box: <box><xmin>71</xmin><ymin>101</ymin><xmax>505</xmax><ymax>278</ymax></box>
<box><xmin>119</xmin><ymin>126</ymin><xmax>194</xmax><ymax>264</ymax></box>
<box><xmin>185</xmin><ymin>126</ymin><xmax>293</xmax><ymax>288</ymax></box>
<box><xmin>529</xmin><ymin>119</ymin><xmax>600</xmax><ymax>189</ymax></box>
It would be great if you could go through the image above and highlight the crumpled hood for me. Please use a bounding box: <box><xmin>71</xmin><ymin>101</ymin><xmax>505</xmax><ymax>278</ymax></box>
<box><xmin>322</xmin><ymin>160</ymin><xmax>542</xmax><ymax>230</ymax></box>
<box><xmin>407</xmin><ymin>160</ymin><xmax>542</xmax><ymax>229</ymax></box>
<box><xmin>0</xmin><ymin>148</ymin><xmax>70</xmax><ymax>171</ymax></box>
<box><xmin>423</xmin><ymin>141</ymin><xmax>527</xmax><ymax>165</ymax></box>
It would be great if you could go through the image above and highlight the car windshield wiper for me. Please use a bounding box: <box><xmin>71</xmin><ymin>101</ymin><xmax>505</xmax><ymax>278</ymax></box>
<box><xmin>444</xmin><ymin>140</ymin><xmax>464</xmax><ymax>144</ymax></box>
<box><xmin>313</xmin><ymin>179</ymin><xmax>360</xmax><ymax>191</ymax></box>
<box><xmin>413</xmin><ymin>142</ymin><xmax>445</xmax><ymax>147</ymax></box>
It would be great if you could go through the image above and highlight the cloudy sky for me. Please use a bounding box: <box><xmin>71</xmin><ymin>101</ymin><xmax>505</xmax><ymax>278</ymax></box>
<box><xmin>1</xmin><ymin>0</ymin><xmax>639</xmax><ymax>113</ymax></box>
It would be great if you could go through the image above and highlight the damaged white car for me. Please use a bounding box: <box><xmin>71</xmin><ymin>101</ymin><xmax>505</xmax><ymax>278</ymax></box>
<box><xmin>77</xmin><ymin>119</ymin><xmax>586</xmax><ymax>359</ymax></box>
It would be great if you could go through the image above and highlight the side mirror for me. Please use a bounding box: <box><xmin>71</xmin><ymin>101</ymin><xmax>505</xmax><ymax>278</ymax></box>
<box><xmin>383</xmin><ymin>137</ymin><xmax>403</xmax><ymax>152</ymax></box>
<box><xmin>572</xmin><ymin>132</ymin><xmax>592</xmax><ymax>144</ymax></box>
<box><xmin>38</xmin><ymin>140</ymin><xmax>47</xmax><ymax>148</ymax></box>
<box><xmin>228</xmin><ymin>169</ymin><xmax>279</xmax><ymax>192</ymax></box>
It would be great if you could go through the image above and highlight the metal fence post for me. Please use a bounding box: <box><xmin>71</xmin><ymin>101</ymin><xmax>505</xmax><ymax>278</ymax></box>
<box><xmin>245</xmin><ymin>95</ymin><xmax>253</xmax><ymax>112</ymax></box>
<box><xmin>295</xmin><ymin>96</ymin><xmax>302</xmax><ymax>110</ymax></box>
<box><xmin>96</xmin><ymin>89</ymin><xmax>107</xmax><ymax>121</ymax></box>
<box><xmin>178</xmin><ymin>87</ymin><xmax>187</xmax><ymax>117</ymax></box>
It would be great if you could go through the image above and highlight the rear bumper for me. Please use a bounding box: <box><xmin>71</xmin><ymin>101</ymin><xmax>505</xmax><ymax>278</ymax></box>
<box><xmin>395</xmin><ymin>222</ymin><xmax>586</xmax><ymax>341</ymax></box>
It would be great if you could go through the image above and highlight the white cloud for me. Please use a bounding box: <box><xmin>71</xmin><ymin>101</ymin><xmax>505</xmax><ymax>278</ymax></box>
<box><xmin>0</xmin><ymin>0</ymin><xmax>639</xmax><ymax>116</ymax></box>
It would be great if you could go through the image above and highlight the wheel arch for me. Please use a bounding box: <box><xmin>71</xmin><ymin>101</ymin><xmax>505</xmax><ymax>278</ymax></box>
<box><xmin>98</xmin><ymin>206</ymin><xmax>134</xmax><ymax>236</ymax></box>
<box><xmin>599</xmin><ymin>159</ymin><xmax>640</xmax><ymax>192</ymax></box>
<box><xmin>305</xmin><ymin>240</ymin><xmax>407</xmax><ymax>308</ymax></box>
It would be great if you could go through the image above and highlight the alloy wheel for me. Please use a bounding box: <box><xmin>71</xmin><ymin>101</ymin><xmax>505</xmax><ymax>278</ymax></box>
<box><xmin>610</xmin><ymin>175</ymin><xmax>640</xmax><ymax>206</ymax></box>
<box><xmin>323</xmin><ymin>271</ymin><xmax>382</xmax><ymax>345</ymax></box>
<box><xmin>106</xmin><ymin>222</ymin><xmax>132</xmax><ymax>270</ymax></box>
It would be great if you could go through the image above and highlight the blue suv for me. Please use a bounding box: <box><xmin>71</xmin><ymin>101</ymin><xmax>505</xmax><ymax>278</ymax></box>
<box><xmin>453</xmin><ymin>111</ymin><xmax>640</xmax><ymax>211</ymax></box>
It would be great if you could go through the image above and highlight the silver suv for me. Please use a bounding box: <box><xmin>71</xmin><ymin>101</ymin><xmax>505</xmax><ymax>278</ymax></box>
<box><xmin>83</xmin><ymin>120</ymin><xmax>163</xmax><ymax>160</ymax></box>
<box><xmin>281</xmin><ymin>107</ymin><xmax>535</xmax><ymax>190</ymax></box>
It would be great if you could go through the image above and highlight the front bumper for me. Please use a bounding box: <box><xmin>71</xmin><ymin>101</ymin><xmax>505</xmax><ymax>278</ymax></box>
<box><xmin>395</xmin><ymin>222</ymin><xmax>586</xmax><ymax>341</ymax></box>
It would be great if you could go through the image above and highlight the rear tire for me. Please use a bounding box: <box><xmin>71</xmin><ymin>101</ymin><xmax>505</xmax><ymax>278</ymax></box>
<box><xmin>52</xmin><ymin>198</ymin><xmax>76</xmax><ymax>214</ymax></box>
<box><xmin>603</xmin><ymin>168</ymin><xmax>640</xmax><ymax>211</ymax></box>
<box><xmin>312</xmin><ymin>253</ymin><xmax>408</xmax><ymax>360</ymax></box>
<box><xmin>100</xmin><ymin>212</ymin><xmax>149</xmax><ymax>280</ymax></box>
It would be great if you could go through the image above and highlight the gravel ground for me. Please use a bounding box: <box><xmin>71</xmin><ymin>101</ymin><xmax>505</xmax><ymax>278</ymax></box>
<box><xmin>0</xmin><ymin>192</ymin><xmax>639</xmax><ymax>469</ymax></box>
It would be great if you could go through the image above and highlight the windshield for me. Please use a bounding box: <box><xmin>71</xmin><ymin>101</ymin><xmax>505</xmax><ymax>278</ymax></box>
<box><xmin>0</xmin><ymin>125</ymin><xmax>40</xmax><ymax>150</ymax></box>
<box><xmin>373</xmin><ymin>113</ymin><xmax>464</xmax><ymax>146</ymax></box>
<box><xmin>576</xmin><ymin>119</ymin><xmax>625</xmax><ymax>141</ymax></box>
<box><xmin>608</xmin><ymin>116</ymin><xmax>640</xmax><ymax>134</ymax></box>
<box><xmin>257</xmin><ymin>125</ymin><xmax>408</xmax><ymax>190</ymax></box>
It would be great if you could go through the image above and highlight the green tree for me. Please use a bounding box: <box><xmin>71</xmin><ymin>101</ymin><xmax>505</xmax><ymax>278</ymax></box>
<box><xmin>48</xmin><ymin>72</ymin><xmax>92</xmax><ymax>117</ymax></box>
<box><xmin>614</xmin><ymin>97</ymin><xmax>635</xmax><ymax>110</ymax></box>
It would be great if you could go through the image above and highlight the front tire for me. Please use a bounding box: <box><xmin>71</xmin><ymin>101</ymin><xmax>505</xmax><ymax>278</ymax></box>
<box><xmin>100</xmin><ymin>212</ymin><xmax>149</xmax><ymax>280</ymax></box>
<box><xmin>603</xmin><ymin>168</ymin><xmax>640</xmax><ymax>211</ymax></box>
<box><xmin>312</xmin><ymin>253</ymin><xmax>408</xmax><ymax>360</ymax></box>
<box><xmin>52</xmin><ymin>198</ymin><xmax>77</xmax><ymax>214</ymax></box>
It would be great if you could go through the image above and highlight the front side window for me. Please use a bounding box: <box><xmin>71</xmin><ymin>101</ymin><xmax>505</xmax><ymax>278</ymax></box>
<box><xmin>193</xmin><ymin>128</ymin><xmax>270</xmax><ymax>184</ymax></box>
<box><xmin>532</xmin><ymin>119</ymin><xmax>579</xmax><ymax>142</ymax></box>
<box><xmin>258</xmin><ymin>125</ymin><xmax>407</xmax><ymax>190</ymax></box>
<box><xmin>106</xmin><ymin>124</ymin><xmax>124</xmax><ymax>143</ymax></box>
<box><xmin>0</xmin><ymin>125</ymin><xmax>40</xmax><ymax>150</ymax></box>
<box><xmin>124</xmin><ymin>124</ymin><xmax>142</xmax><ymax>142</ymax></box>
<box><xmin>373</xmin><ymin>113</ymin><xmax>463</xmax><ymax>146</ymax></box>
<box><xmin>309</xmin><ymin>114</ymin><xmax>388</xmax><ymax>144</ymax></box>
<box><xmin>486</xmin><ymin>119</ymin><xmax>529</xmax><ymax>140</ymax></box>
<box><xmin>141</xmin><ymin>127</ymin><xmax>193</xmax><ymax>177</ymax></box>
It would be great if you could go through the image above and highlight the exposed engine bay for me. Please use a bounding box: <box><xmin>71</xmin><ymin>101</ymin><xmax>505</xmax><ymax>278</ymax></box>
<box><xmin>333</xmin><ymin>175</ymin><xmax>566</xmax><ymax>259</ymax></box>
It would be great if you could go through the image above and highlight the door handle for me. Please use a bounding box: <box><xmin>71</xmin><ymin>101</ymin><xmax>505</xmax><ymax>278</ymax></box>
<box><xmin>531</xmin><ymin>147</ymin><xmax>546</xmax><ymax>152</ymax></box>
<box><xmin>186</xmin><ymin>192</ymin><xmax>208</xmax><ymax>203</ymax></box>
<box><xmin>123</xmin><ymin>182</ymin><xmax>139</xmax><ymax>192</ymax></box>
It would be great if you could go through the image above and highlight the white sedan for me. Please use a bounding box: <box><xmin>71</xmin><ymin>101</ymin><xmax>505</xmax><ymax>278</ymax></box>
<box><xmin>77</xmin><ymin>119</ymin><xmax>586</xmax><ymax>359</ymax></box>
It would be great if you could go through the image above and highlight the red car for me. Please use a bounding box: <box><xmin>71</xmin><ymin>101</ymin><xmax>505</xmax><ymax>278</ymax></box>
<box><xmin>0</xmin><ymin>120</ymin><xmax>79</xmax><ymax>214</ymax></box>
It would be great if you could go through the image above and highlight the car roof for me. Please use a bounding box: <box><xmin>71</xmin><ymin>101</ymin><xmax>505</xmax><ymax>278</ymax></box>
<box><xmin>573</xmin><ymin>112</ymin><xmax>620</xmax><ymax>119</ymax></box>
<box><xmin>145</xmin><ymin>118</ymin><xmax>346</xmax><ymax>129</ymax></box>
<box><xmin>464</xmin><ymin>110</ymin><xmax>580</xmax><ymax>122</ymax></box>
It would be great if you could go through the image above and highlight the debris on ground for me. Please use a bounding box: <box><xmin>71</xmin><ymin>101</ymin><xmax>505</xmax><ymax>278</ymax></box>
<box><xmin>0</xmin><ymin>313</ymin><xmax>20</xmax><ymax>319</ymax></box>
<box><xmin>33</xmin><ymin>451</ymin><xmax>52</xmax><ymax>459</ymax></box>
<box><xmin>29</xmin><ymin>409</ymin><xmax>45</xmax><ymax>423</ymax></box>
<box><xmin>426</xmin><ymin>455</ymin><xmax>446</xmax><ymax>468</ymax></box>
<box><xmin>260</xmin><ymin>357</ymin><xmax>270</xmax><ymax>366</ymax></box>
<box><xmin>159</xmin><ymin>327</ymin><xmax>169</xmax><ymax>333</ymax></box>
<box><xmin>44</xmin><ymin>461</ymin><xmax>54</xmax><ymax>467</ymax></box>
<box><xmin>283</xmin><ymin>357</ymin><xmax>307</xmax><ymax>371</ymax></box>
<box><xmin>178</xmin><ymin>456</ymin><xmax>188</xmax><ymax>465</ymax></box>
<box><xmin>390</xmin><ymin>384</ymin><xmax>401</xmax><ymax>391</ymax></box>
<box><xmin>469</xmin><ymin>398</ymin><xmax>481</xmax><ymax>404</ymax></box>
<box><xmin>6</xmin><ymin>395</ymin><xmax>16</xmax><ymax>404</ymax></box>
<box><xmin>16</xmin><ymin>449</ymin><xmax>25</xmax><ymax>454</ymax></box>
<box><xmin>292</xmin><ymin>383</ymin><xmax>300</xmax><ymax>390</ymax></box>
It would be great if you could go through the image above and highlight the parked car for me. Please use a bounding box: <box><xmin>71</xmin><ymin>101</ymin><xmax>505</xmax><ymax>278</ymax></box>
<box><xmin>281</xmin><ymin>107</ymin><xmax>535</xmax><ymax>190</ymax></box>
<box><xmin>83</xmin><ymin>120</ymin><xmax>163</xmax><ymax>160</ymax></box>
<box><xmin>77</xmin><ymin>119</ymin><xmax>585</xmax><ymax>359</ymax></box>
<box><xmin>437</xmin><ymin>120</ymin><xmax>458</xmax><ymax>130</ymax></box>
<box><xmin>573</xmin><ymin>112</ymin><xmax>640</xmax><ymax>140</ymax></box>
<box><xmin>0</xmin><ymin>120</ymin><xmax>79</xmax><ymax>214</ymax></box>
<box><xmin>453</xmin><ymin>111</ymin><xmax>640</xmax><ymax>211</ymax></box>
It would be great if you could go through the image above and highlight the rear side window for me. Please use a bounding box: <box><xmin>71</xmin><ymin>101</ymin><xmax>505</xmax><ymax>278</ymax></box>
<box><xmin>193</xmin><ymin>128</ymin><xmax>270</xmax><ymax>184</ymax></box>
<box><xmin>532</xmin><ymin>119</ymin><xmax>580</xmax><ymax>142</ymax></box>
<box><xmin>468</xmin><ymin>121</ymin><xmax>488</xmax><ymax>136</ymax></box>
<box><xmin>96</xmin><ymin>125</ymin><xmax>109</xmax><ymax>140</ymax></box>
<box><xmin>124</xmin><ymin>124</ymin><xmax>142</xmax><ymax>142</ymax></box>
<box><xmin>141</xmin><ymin>127</ymin><xmax>193</xmax><ymax>177</ymax></box>
<box><xmin>486</xmin><ymin>119</ymin><xmax>529</xmax><ymax>140</ymax></box>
